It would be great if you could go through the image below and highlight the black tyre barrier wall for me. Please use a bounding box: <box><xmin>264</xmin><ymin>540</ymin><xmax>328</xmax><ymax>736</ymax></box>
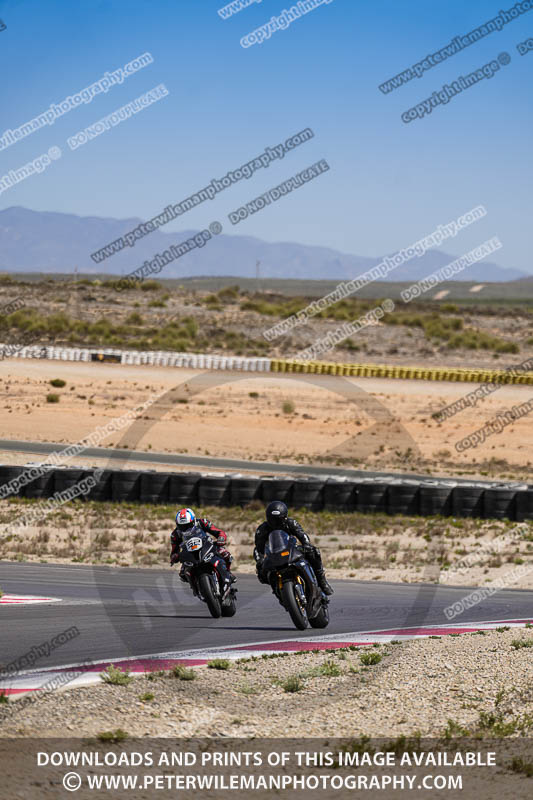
<box><xmin>198</xmin><ymin>475</ymin><xmax>231</xmax><ymax>507</ymax></box>
<box><xmin>482</xmin><ymin>485</ymin><xmax>518</xmax><ymax>520</ymax></box>
<box><xmin>111</xmin><ymin>470</ymin><xmax>142</xmax><ymax>503</ymax></box>
<box><xmin>54</xmin><ymin>468</ymin><xmax>90</xmax><ymax>496</ymax></box>
<box><xmin>167</xmin><ymin>473</ymin><xmax>200</xmax><ymax>506</ymax></box>
<box><xmin>292</xmin><ymin>479</ymin><xmax>324</xmax><ymax>511</ymax></box>
<box><xmin>139</xmin><ymin>471</ymin><xmax>169</xmax><ymax>505</ymax></box>
<box><xmin>387</xmin><ymin>480</ymin><xmax>420</xmax><ymax>516</ymax></box>
<box><xmin>419</xmin><ymin>481</ymin><xmax>455</xmax><ymax>517</ymax></box>
<box><xmin>452</xmin><ymin>484</ymin><xmax>485</xmax><ymax>518</ymax></box>
<box><xmin>86</xmin><ymin>469</ymin><xmax>113</xmax><ymax>502</ymax></box>
<box><xmin>356</xmin><ymin>480</ymin><xmax>388</xmax><ymax>513</ymax></box>
<box><xmin>260</xmin><ymin>477</ymin><xmax>294</xmax><ymax>505</ymax></box>
<box><xmin>22</xmin><ymin>471</ymin><xmax>55</xmax><ymax>499</ymax></box>
<box><xmin>516</xmin><ymin>487</ymin><xmax>533</xmax><ymax>522</ymax></box>
<box><xmin>0</xmin><ymin>465</ymin><xmax>24</xmax><ymax>487</ymax></box>
<box><xmin>230</xmin><ymin>477</ymin><xmax>261</xmax><ymax>506</ymax></box>
<box><xmin>0</xmin><ymin>465</ymin><xmax>531</xmax><ymax>523</ymax></box>
<box><xmin>323</xmin><ymin>479</ymin><xmax>357</xmax><ymax>513</ymax></box>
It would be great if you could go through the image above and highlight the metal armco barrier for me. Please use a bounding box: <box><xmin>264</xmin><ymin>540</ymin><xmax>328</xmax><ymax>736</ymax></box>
<box><xmin>2</xmin><ymin>343</ymin><xmax>533</xmax><ymax>385</ymax></box>
<box><xmin>1</xmin><ymin>465</ymin><xmax>531</xmax><ymax>522</ymax></box>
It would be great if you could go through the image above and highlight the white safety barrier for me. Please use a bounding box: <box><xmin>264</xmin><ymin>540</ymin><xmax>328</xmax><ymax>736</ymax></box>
<box><xmin>0</xmin><ymin>343</ymin><xmax>272</xmax><ymax>373</ymax></box>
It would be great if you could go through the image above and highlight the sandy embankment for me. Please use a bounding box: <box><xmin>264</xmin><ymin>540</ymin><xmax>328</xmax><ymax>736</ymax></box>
<box><xmin>0</xmin><ymin>360</ymin><xmax>532</xmax><ymax>480</ymax></box>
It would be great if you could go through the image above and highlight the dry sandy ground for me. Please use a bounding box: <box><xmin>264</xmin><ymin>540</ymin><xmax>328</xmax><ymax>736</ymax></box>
<box><xmin>0</xmin><ymin>360</ymin><xmax>532</xmax><ymax>481</ymax></box>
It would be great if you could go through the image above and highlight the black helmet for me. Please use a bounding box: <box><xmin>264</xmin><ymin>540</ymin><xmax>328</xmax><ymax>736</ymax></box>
<box><xmin>266</xmin><ymin>500</ymin><xmax>288</xmax><ymax>528</ymax></box>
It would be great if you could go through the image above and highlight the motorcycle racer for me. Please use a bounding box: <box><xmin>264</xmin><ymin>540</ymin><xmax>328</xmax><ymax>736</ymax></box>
<box><xmin>170</xmin><ymin>508</ymin><xmax>236</xmax><ymax>584</ymax></box>
<box><xmin>254</xmin><ymin>500</ymin><xmax>333</xmax><ymax>595</ymax></box>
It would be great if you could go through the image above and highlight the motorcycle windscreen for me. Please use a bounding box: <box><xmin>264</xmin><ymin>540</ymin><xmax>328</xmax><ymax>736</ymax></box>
<box><xmin>265</xmin><ymin>529</ymin><xmax>290</xmax><ymax>555</ymax></box>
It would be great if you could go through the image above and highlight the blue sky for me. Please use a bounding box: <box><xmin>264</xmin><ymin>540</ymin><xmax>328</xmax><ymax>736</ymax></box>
<box><xmin>0</xmin><ymin>0</ymin><xmax>532</xmax><ymax>271</ymax></box>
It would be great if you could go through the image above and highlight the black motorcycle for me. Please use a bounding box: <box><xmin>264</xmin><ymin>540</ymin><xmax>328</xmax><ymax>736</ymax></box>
<box><xmin>262</xmin><ymin>530</ymin><xmax>329</xmax><ymax>630</ymax></box>
<box><xmin>177</xmin><ymin>525</ymin><xmax>236</xmax><ymax>618</ymax></box>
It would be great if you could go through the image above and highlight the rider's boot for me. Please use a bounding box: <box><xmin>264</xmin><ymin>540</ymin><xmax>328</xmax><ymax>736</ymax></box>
<box><xmin>316</xmin><ymin>570</ymin><xmax>334</xmax><ymax>595</ymax></box>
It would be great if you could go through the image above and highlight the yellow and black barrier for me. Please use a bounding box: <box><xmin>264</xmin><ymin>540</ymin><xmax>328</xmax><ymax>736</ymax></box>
<box><xmin>270</xmin><ymin>359</ymin><xmax>533</xmax><ymax>385</ymax></box>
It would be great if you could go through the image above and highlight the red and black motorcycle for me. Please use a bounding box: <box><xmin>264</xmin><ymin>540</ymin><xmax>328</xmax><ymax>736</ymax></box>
<box><xmin>176</xmin><ymin>525</ymin><xmax>237</xmax><ymax>618</ymax></box>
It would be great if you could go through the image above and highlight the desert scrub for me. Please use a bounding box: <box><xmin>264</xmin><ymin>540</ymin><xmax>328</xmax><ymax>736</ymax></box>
<box><xmin>100</xmin><ymin>664</ymin><xmax>133</xmax><ymax>686</ymax></box>
<box><xmin>46</xmin><ymin>393</ymin><xmax>60</xmax><ymax>403</ymax></box>
<box><xmin>97</xmin><ymin>729</ymin><xmax>128</xmax><ymax>743</ymax></box>
<box><xmin>282</xmin><ymin>675</ymin><xmax>304</xmax><ymax>693</ymax></box>
<box><xmin>510</xmin><ymin>638</ymin><xmax>533</xmax><ymax>649</ymax></box>
<box><xmin>207</xmin><ymin>659</ymin><xmax>231</xmax><ymax>671</ymax></box>
<box><xmin>360</xmin><ymin>651</ymin><xmax>382</xmax><ymax>666</ymax></box>
<box><xmin>49</xmin><ymin>378</ymin><xmax>66</xmax><ymax>388</ymax></box>
<box><xmin>171</xmin><ymin>665</ymin><xmax>196</xmax><ymax>680</ymax></box>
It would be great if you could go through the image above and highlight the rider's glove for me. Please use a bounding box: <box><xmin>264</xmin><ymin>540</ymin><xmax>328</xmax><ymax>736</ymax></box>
<box><xmin>170</xmin><ymin>554</ymin><xmax>179</xmax><ymax>566</ymax></box>
<box><xmin>216</xmin><ymin>534</ymin><xmax>227</xmax><ymax>545</ymax></box>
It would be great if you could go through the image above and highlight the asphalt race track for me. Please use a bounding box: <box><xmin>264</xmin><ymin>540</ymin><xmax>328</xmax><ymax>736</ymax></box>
<box><xmin>1</xmin><ymin>562</ymin><xmax>532</xmax><ymax>671</ymax></box>
<box><xmin>0</xmin><ymin>438</ymin><xmax>519</xmax><ymax>487</ymax></box>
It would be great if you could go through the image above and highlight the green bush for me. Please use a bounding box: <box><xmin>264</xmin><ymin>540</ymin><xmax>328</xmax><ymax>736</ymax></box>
<box><xmin>97</xmin><ymin>729</ymin><xmax>128</xmax><ymax>743</ymax></box>
<box><xmin>511</xmin><ymin>639</ymin><xmax>533</xmax><ymax>649</ymax></box>
<box><xmin>100</xmin><ymin>664</ymin><xmax>133</xmax><ymax>685</ymax></box>
<box><xmin>172</xmin><ymin>665</ymin><xmax>196</xmax><ymax>680</ymax></box>
<box><xmin>207</xmin><ymin>659</ymin><xmax>231</xmax><ymax>671</ymax></box>
<box><xmin>49</xmin><ymin>378</ymin><xmax>66</xmax><ymax>388</ymax></box>
<box><xmin>282</xmin><ymin>675</ymin><xmax>304</xmax><ymax>693</ymax></box>
<box><xmin>359</xmin><ymin>651</ymin><xmax>382</xmax><ymax>666</ymax></box>
<box><xmin>46</xmin><ymin>393</ymin><xmax>60</xmax><ymax>403</ymax></box>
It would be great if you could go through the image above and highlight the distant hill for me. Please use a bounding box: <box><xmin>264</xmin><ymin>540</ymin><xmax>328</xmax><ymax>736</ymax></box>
<box><xmin>0</xmin><ymin>206</ymin><xmax>527</xmax><ymax>282</ymax></box>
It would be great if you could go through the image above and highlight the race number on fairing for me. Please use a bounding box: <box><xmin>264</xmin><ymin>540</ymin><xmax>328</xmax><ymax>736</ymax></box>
<box><xmin>186</xmin><ymin>537</ymin><xmax>202</xmax><ymax>551</ymax></box>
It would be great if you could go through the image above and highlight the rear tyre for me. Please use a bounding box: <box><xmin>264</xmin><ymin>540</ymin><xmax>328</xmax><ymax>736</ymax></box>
<box><xmin>198</xmin><ymin>573</ymin><xmax>222</xmax><ymax>618</ymax></box>
<box><xmin>221</xmin><ymin>593</ymin><xmax>237</xmax><ymax>617</ymax></box>
<box><xmin>309</xmin><ymin>603</ymin><xmax>330</xmax><ymax>628</ymax></box>
<box><xmin>281</xmin><ymin>580</ymin><xmax>308</xmax><ymax>630</ymax></box>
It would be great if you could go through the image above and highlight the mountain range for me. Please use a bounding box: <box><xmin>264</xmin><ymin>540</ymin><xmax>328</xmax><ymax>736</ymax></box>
<box><xmin>0</xmin><ymin>206</ymin><xmax>527</xmax><ymax>282</ymax></box>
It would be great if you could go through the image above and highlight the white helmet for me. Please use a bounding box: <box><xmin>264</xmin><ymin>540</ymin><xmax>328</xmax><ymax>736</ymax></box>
<box><xmin>176</xmin><ymin>508</ymin><xmax>196</xmax><ymax>530</ymax></box>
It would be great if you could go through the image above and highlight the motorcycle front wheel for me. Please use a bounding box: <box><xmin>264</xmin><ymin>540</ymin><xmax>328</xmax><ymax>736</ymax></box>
<box><xmin>221</xmin><ymin>592</ymin><xmax>237</xmax><ymax>617</ymax></box>
<box><xmin>281</xmin><ymin>580</ymin><xmax>308</xmax><ymax>630</ymax></box>
<box><xmin>309</xmin><ymin>603</ymin><xmax>330</xmax><ymax>628</ymax></box>
<box><xmin>198</xmin><ymin>572</ymin><xmax>222</xmax><ymax>618</ymax></box>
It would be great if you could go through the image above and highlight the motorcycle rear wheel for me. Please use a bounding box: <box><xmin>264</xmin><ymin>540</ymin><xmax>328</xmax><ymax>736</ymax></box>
<box><xmin>281</xmin><ymin>580</ymin><xmax>308</xmax><ymax>630</ymax></box>
<box><xmin>198</xmin><ymin>572</ymin><xmax>222</xmax><ymax>618</ymax></box>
